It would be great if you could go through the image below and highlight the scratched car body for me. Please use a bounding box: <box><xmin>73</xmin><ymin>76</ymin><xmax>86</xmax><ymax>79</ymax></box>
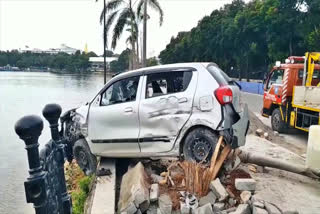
<box><xmin>61</xmin><ymin>62</ymin><xmax>249</xmax><ymax>174</ymax></box>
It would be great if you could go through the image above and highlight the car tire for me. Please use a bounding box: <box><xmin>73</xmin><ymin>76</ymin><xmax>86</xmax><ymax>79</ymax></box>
<box><xmin>183</xmin><ymin>128</ymin><xmax>218</xmax><ymax>163</ymax></box>
<box><xmin>73</xmin><ymin>139</ymin><xmax>97</xmax><ymax>175</ymax></box>
<box><xmin>271</xmin><ymin>108</ymin><xmax>286</xmax><ymax>133</ymax></box>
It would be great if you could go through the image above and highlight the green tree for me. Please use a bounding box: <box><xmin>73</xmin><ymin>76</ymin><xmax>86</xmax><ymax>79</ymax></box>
<box><xmin>137</xmin><ymin>0</ymin><xmax>163</xmax><ymax>66</ymax></box>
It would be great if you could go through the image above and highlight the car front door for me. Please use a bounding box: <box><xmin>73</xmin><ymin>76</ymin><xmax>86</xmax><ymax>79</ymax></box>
<box><xmin>138</xmin><ymin>69</ymin><xmax>197</xmax><ymax>153</ymax></box>
<box><xmin>87</xmin><ymin>75</ymin><xmax>142</xmax><ymax>156</ymax></box>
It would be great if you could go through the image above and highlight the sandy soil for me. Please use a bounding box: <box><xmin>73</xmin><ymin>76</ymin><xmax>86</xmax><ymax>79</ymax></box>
<box><xmin>241</xmin><ymin>135</ymin><xmax>320</xmax><ymax>214</ymax></box>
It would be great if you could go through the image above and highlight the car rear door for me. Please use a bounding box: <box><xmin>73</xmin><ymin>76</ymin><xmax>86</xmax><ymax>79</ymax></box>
<box><xmin>138</xmin><ymin>69</ymin><xmax>197</xmax><ymax>153</ymax></box>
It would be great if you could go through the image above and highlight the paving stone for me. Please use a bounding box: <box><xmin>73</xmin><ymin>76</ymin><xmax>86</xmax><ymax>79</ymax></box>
<box><xmin>157</xmin><ymin>208</ymin><xmax>163</xmax><ymax>214</ymax></box>
<box><xmin>159</xmin><ymin>194</ymin><xmax>173</xmax><ymax>214</ymax></box>
<box><xmin>283</xmin><ymin>210</ymin><xmax>299</xmax><ymax>214</ymax></box>
<box><xmin>147</xmin><ymin>204</ymin><xmax>158</xmax><ymax>214</ymax></box>
<box><xmin>228</xmin><ymin>198</ymin><xmax>236</xmax><ymax>207</ymax></box>
<box><xmin>253</xmin><ymin>201</ymin><xmax>264</xmax><ymax>208</ymax></box>
<box><xmin>235</xmin><ymin>179</ymin><xmax>256</xmax><ymax>191</ymax></box>
<box><xmin>240</xmin><ymin>191</ymin><xmax>251</xmax><ymax>204</ymax></box>
<box><xmin>150</xmin><ymin>184</ymin><xmax>159</xmax><ymax>202</ymax></box>
<box><xmin>195</xmin><ymin>203</ymin><xmax>214</xmax><ymax>214</ymax></box>
<box><xmin>232</xmin><ymin>204</ymin><xmax>251</xmax><ymax>214</ymax></box>
<box><xmin>253</xmin><ymin>207</ymin><xmax>268</xmax><ymax>214</ymax></box>
<box><xmin>213</xmin><ymin>202</ymin><xmax>225</xmax><ymax>212</ymax></box>
<box><xmin>120</xmin><ymin>202</ymin><xmax>137</xmax><ymax>214</ymax></box>
<box><xmin>180</xmin><ymin>202</ymin><xmax>190</xmax><ymax>214</ymax></box>
<box><xmin>199</xmin><ymin>191</ymin><xmax>217</xmax><ymax>206</ymax></box>
<box><xmin>264</xmin><ymin>202</ymin><xmax>281</xmax><ymax>214</ymax></box>
<box><xmin>210</xmin><ymin>178</ymin><xmax>229</xmax><ymax>201</ymax></box>
<box><xmin>151</xmin><ymin>174</ymin><xmax>164</xmax><ymax>183</ymax></box>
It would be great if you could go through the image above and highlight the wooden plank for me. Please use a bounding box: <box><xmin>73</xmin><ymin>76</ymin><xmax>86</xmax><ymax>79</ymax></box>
<box><xmin>211</xmin><ymin>145</ymin><xmax>232</xmax><ymax>180</ymax></box>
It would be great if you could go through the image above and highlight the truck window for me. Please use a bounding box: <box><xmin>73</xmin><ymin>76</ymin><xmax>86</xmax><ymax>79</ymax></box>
<box><xmin>267</xmin><ymin>69</ymin><xmax>284</xmax><ymax>89</ymax></box>
<box><xmin>298</xmin><ymin>70</ymin><xmax>320</xmax><ymax>79</ymax></box>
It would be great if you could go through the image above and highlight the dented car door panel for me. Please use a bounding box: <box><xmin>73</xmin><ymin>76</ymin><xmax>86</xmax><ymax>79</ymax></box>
<box><xmin>87</xmin><ymin>76</ymin><xmax>143</xmax><ymax>155</ymax></box>
<box><xmin>138</xmin><ymin>70</ymin><xmax>198</xmax><ymax>153</ymax></box>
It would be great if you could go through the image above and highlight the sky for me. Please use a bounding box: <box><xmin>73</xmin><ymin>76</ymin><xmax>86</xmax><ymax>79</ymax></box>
<box><xmin>0</xmin><ymin>0</ymin><xmax>233</xmax><ymax>57</ymax></box>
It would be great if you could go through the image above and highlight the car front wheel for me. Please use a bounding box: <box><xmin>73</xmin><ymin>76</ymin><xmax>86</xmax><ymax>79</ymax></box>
<box><xmin>183</xmin><ymin>128</ymin><xmax>218</xmax><ymax>163</ymax></box>
<box><xmin>73</xmin><ymin>139</ymin><xmax>97</xmax><ymax>175</ymax></box>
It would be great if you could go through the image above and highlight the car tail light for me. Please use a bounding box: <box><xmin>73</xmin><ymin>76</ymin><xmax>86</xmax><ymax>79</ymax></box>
<box><xmin>214</xmin><ymin>85</ymin><xmax>233</xmax><ymax>105</ymax></box>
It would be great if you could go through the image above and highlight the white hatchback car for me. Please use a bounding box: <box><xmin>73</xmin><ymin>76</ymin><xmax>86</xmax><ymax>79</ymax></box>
<box><xmin>61</xmin><ymin>63</ymin><xmax>249</xmax><ymax>174</ymax></box>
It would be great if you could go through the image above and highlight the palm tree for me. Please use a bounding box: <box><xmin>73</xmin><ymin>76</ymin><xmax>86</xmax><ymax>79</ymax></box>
<box><xmin>136</xmin><ymin>0</ymin><xmax>163</xmax><ymax>67</ymax></box>
<box><xmin>98</xmin><ymin>0</ymin><xmax>138</xmax><ymax>69</ymax></box>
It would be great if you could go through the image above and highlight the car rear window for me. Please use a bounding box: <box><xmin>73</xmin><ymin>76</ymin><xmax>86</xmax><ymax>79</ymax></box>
<box><xmin>146</xmin><ymin>71</ymin><xmax>193</xmax><ymax>98</ymax></box>
<box><xmin>207</xmin><ymin>65</ymin><xmax>230</xmax><ymax>86</ymax></box>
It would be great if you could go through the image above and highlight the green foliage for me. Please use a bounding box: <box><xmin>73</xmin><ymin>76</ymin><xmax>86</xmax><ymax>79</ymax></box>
<box><xmin>159</xmin><ymin>0</ymin><xmax>320</xmax><ymax>80</ymax></box>
<box><xmin>0</xmin><ymin>50</ymin><xmax>98</xmax><ymax>72</ymax></box>
<box><xmin>110</xmin><ymin>48</ymin><xmax>131</xmax><ymax>73</ymax></box>
<box><xmin>71</xmin><ymin>176</ymin><xmax>94</xmax><ymax>214</ymax></box>
<box><xmin>147</xmin><ymin>57</ymin><xmax>159</xmax><ymax>67</ymax></box>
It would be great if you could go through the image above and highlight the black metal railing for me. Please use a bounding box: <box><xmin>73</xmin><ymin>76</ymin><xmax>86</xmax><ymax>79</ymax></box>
<box><xmin>15</xmin><ymin>103</ymin><xmax>72</xmax><ymax>214</ymax></box>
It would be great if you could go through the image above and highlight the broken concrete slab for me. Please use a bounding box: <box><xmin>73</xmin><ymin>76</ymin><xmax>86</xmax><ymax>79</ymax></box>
<box><xmin>195</xmin><ymin>203</ymin><xmax>214</xmax><ymax>214</ymax></box>
<box><xmin>283</xmin><ymin>210</ymin><xmax>299</xmax><ymax>214</ymax></box>
<box><xmin>118</xmin><ymin>162</ymin><xmax>150</xmax><ymax>214</ymax></box>
<box><xmin>264</xmin><ymin>202</ymin><xmax>281</xmax><ymax>214</ymax></box>
<box><xmin>253</xmin><ymin>201</ymin><xmax>264</xmax><ymax>209</ymax></box>
<box><xmin>235</xmin><ymin>178</ymin><xmax>256</xmax><ymax>191</ymax></box>
<box><xmin>159</xmin><ymin>194</ymin><xmax>172</xmax><ymax>214</ymax></box>
<box><xmin>240</xmin><ymin>191</ymin><xmax>251</xmax><ymax>204</ymax></box>
<box><xmin>213</xmin><ymin>202</ymin><xmax>225</xmax><ymax>212</ymax></box>
<box><xmin>252</xmin><ymin>207</ymin><xmax>268</xmax><ymax>214</ymax></box>
<box><xmin>151</xmin><ymin>174</ymin><xmax>164</xmax><ymax>183</ymax></box>
<box><xmin>150</xmin><ymin>184</ymin><xmax>159</xmax><ymax>202</ymax></box>
<box><xmin>180</xmin><ymin>202</ymin><xmax>190</xmax><ymax>214</ymax></box>
<box><xmin>199</xmin><ymin>191</ymin><xmax>217</xmax><ymax>206</ymax></box>
<box><xmin>230</xmin><ymin>204</ymin><xmax>251</xmax><ymax>214</ymax></box>
<box><xmin>210</xmin><ymin>178</ymin><xmax>229</xmax><ymax>201</ymax></box>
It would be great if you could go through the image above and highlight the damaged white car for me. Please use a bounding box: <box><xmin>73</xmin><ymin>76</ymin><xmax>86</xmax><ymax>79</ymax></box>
<box><xmin>61</xmin><ymin>63</ymin><xmax>249</xmax><ymax>175</ymax></box>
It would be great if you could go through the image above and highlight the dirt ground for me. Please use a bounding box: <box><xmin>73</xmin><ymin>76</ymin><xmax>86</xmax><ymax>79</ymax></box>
<box><xmin>242</xmin><ymin>135</ymin><xmax>320</xmax><ymax>214</ymax></box>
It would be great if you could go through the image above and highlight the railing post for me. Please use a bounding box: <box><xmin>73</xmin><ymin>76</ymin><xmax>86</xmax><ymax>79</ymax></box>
<box><xmin>43</xmin><ymin>103</ymin><xmax>72</xmax><ymax>214</ymax></box>
<box><xmin>15</xmin><ymin>115</ymin><xmax>47</xmax><ymax>214</ymax></box>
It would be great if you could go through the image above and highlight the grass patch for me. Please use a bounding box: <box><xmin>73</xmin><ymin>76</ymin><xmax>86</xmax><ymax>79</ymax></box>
<box><xmin>65</xmin><ymin>161</ymin><xmax>94</xmax><ymax>214</ymax></box>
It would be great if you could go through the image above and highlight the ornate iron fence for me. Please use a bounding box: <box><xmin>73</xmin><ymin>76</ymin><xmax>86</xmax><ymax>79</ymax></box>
<box><xmin>15</xmin><ymin>104</ymin><xmax>72</xmax><ymax>214</ymax></box>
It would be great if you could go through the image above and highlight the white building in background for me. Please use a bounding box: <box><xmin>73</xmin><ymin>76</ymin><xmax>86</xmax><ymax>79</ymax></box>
<box><xmin>19</xmin><ymin>44</ymin><xmax>79</xmax><ymax>55</ymax></box>
<box><xmin>89</xmin><ymin>57</ymin><xmax>118</xmax><ymax>72</ymax></box>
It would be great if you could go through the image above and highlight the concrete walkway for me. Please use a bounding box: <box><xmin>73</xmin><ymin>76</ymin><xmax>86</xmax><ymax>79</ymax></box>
<box><xmin>90</xmin><ymin>159</ymin><xmax>116</xmax><ymax>214</ymax></box>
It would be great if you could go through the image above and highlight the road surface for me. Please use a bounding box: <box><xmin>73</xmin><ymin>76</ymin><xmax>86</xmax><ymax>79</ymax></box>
<box><xmin>241</xmin><ymin>92</ymin><xmax>308</xmax><ymax>155</ymax></box>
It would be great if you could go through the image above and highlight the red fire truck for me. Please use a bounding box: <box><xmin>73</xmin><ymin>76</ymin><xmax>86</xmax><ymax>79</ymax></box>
<box><xmin>262</xmin><ymin>52</ymin><xmax>320</xmax><ymax>133</ymax></box>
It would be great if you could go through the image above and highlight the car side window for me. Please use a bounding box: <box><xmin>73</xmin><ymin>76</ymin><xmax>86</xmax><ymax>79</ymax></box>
<box><xmin>146</xmin><ymin>71</ymin><xmax>192</xmax><ymax>98</ymax></box>
<box><xmin>101</xmin><ymin>76</ymin><xmax>139</xmax><ymax>106</ymax></box>
<box><xmin>267</xmin><ymin>69</ymin><xmax>284</xmax><ymax>89</ymax></box>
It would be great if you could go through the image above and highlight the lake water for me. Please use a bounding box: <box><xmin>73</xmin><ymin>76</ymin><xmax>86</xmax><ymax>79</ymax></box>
<box><xmin>0</xmin><ymin>71</ymin><xmax>109</xmax><ymax>213</ymax></box>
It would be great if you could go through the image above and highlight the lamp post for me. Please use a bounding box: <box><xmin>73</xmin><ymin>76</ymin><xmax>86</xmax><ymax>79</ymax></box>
<box><xmin>103</xmin><ymin>0</ymin><xmax>107</xmax><ymax>84</ymax></box>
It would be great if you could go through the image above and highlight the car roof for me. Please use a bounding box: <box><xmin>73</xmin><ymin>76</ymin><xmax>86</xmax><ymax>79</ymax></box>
<box><xmin>113</xmin><ymin>62</ymin><xmax>215</xmax><ymax>80</ymax></box>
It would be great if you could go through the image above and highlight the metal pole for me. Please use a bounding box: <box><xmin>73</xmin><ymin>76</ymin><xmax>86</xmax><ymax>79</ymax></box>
<box><xmin>142</xmin><ymin>0</ymin><xmax>147</xmax><ymax>67</ymax></box>
<box><xmin>103</xmin><ymin>0</ymin><xmax>107</xmax><ymax>84</ymax></box>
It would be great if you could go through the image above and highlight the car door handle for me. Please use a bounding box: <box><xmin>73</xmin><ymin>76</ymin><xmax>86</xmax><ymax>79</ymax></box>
<box><xmin>124</xmin><ymin>107</ymin><xmax>133</xmax><ymax>113</ymax></box>
<box><xmin>178</xmin><ymin>97</ymin><xmax>188</xmax><ymax>103</ymax></box>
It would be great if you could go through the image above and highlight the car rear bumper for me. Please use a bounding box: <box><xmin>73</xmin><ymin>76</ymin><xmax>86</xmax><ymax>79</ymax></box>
<box><xmin>221</xmin><ymin>103</ymin><xmax>249</xmax><ymax>148</ymax></box>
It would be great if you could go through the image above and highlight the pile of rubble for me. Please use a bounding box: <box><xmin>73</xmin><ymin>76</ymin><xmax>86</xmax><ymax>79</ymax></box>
<box><xmin>117</xmin><ymin>158</ymin><xmax>285</xmax><ymax>214</ymax></box>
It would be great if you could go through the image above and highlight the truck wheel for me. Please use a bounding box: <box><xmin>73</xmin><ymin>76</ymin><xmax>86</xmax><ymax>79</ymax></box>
<box><xmin>183</xmin><ymin>128</ymin><xmax>218</xmax><ymax>163</ymax></box>
<box><xmin>271</xmin><ymin>108</ymin><xmax>286</xmax><ymax>133</ymax></box>
<box><xmin>73</xmin><ymin>139</ymin><xmax>97</xmax><ymax>175</ymax></box>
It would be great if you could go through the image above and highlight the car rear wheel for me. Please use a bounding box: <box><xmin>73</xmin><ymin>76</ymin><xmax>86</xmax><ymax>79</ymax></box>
<box><xmin>271</xmin><ymin>108</ymin><xmax>286</xmax><ymax>133</ymax></box>
<box><xmin>183</xmin><ymin>128</ymin><xmax>218</xmax><ymax>163</ymax></box>
<box><xmin>73</xmin><ymin>139</ymin><xmax>97</xmax><ymax>175</ymax></box>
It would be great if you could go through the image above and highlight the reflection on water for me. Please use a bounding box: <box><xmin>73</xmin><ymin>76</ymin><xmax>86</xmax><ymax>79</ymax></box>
<box><xmin>0</xmin><ymin>71</ymin><xmax>110</xmax><ymax>213</ymax></box>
